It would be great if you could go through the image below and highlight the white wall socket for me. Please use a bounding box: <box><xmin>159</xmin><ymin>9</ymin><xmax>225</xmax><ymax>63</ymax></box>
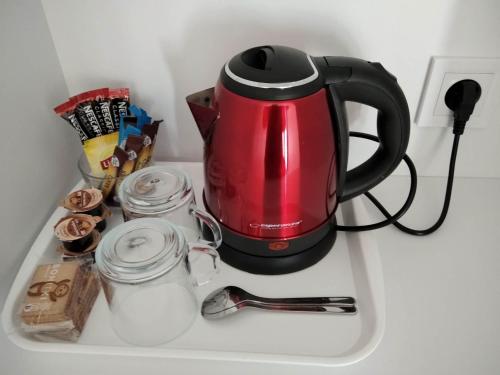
<box><xmin>416</xmin><ymin>57</ymin><xmax>500</xmax><ymax>128</ymax></box>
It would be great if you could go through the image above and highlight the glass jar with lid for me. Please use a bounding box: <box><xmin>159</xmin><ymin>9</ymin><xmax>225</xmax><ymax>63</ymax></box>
<box><xmin>118</xmin><ymin>166</ymin><xmax>221</xmax><ymax>248</ymax></box>
<box><xmin>95</xmin><ymin>218</ymin><xmax>220</xmax><ymax>346</ymax></box>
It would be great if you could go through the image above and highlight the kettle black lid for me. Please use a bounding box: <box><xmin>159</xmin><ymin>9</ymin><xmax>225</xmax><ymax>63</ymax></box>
<box><xmin>221</xmin><ymin>45</ymin><xmax>323</xmax><ymax>100</ymax></box>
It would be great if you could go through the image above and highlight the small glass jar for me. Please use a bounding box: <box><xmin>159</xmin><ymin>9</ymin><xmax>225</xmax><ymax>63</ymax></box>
<box><xmin>78</xmin><ymin>154</ymin><xmax>120</xmax><ymax>207</ymax></box>
<box><xmin>95</xmin><ymin>218</ymin><xmax>220</xmax><ymax>346</ymax></box>
<box><xmin>118</xmin><ymin>166</ymin><xmax>221</xmax><ymax>248</ymax></box>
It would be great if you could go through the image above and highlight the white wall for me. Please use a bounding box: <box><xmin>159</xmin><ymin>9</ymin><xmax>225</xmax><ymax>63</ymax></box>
<box><xmin>41</xmin><ymin>0</ymin><xmax>500</xmax><ymax>177</ymax></box>
<box><xmin>0</xmin><ymin>1</ymin><xmax>79</xmax><ymax>303</ymax></box>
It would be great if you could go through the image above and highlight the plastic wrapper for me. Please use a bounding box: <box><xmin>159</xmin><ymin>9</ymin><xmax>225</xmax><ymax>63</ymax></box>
<box><xmin>18</xmin><ymin>259</ymin><xmax>100</xmax><ymax>342</ymax></box>
<box><xmin>109</xmin><ymin>88</ymin><xmax>130</xmax><ymax>130</ymax></box>
<box><xmin>134</xmin><ymin>121</ymin><xmax>161</xmax><ymax>171</ymax></box>
<box><xmin>114</xmin><ymin>135</ymin><xmax>144</xmax><ymax>194</ymax></box>
<box><xmin>74</xmin><ymin>90</ymin><xmax>104</xmax><ymax>138</ymax></box>
<box><xmin>54</xmin><ymin>91</ymin><xmax>163</xmax><ymax>202</ymax></box>
<box><xmin>54</xmin><ymin>88</ymin><xmax>130</xmax><ymax>177</ymax></box>
<box><xmin>54</xmin><ymin>99</ymin><xmax>90</xmax><ymax>143</ymax></box>
<box><xmin>118</xmin><ymin>116</ymin><xmax>141</xmax><ymax>146</ymax></box>
<box><xmin>92</xmin><ymin>90</ymin><xmax>115</xmax><ymax>134</ymax></box>
<box><xmin>82</xmin><ymin>131</ymin><xmax>120</xmax><ymax>176</ymax></box>
<box><xmin>129</xmin><ymin>104</ymin><xmax>151</xmax><ymax>131</ymax></box>
<box><xmin>100</xmin><ymin>146</ymin><xmax>129</xmax><ymax>199</ymax></box>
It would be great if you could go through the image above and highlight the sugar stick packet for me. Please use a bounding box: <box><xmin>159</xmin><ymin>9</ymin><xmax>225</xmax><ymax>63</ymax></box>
<box><xmin>134</xmin><ymin>121</ymin><xmax>162</xmax><ymax>171</ymax></box>
<box><xmin>114</xmin><ymin>136</ymin><xmax>144</xmax><ymax>194</ymax></box>
<box><xmin>100</xmin><ymin>146</ymin><xmax>128</xmax><ymax>200</ymax></box>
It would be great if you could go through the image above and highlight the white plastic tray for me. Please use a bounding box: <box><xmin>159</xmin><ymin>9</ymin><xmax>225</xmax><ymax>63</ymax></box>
<box><xmin>2</xmin><ymin>162</ymin><xmax>385</xmax><ymax>367</ymax></box>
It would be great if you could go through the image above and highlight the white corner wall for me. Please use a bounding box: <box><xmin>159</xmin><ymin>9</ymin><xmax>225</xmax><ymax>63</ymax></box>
<box><xmin>41</xmin><ymin>0</ymin><xmax>500</xmax><ymax>177</ymax></box>
<box><xmin>0</xmin><ymin>1</ymin><xmax>79</xmax><ymax>302</ymax></box>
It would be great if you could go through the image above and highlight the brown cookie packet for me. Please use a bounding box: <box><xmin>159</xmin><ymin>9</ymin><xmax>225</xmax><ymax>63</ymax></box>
<box><xmin>19</xmin><ymin>260</ymin><xmax>100</xmax><ymax>341</ymax></box>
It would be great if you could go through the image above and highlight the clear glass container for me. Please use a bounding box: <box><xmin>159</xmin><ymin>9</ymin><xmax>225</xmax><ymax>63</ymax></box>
<box><xmin>95</xmin><ymin>218</ymin><xmax>220</xmax><ymax>346</ymax></box>
<box><xmin>118</xmin><ymin>166</ymin><xmax>222</xmax><ymax>248</ymax></box>
<box><xmin>77</xmin><ymin>154</ymin><xmax>120</xmax><ymax>206</ymax></box>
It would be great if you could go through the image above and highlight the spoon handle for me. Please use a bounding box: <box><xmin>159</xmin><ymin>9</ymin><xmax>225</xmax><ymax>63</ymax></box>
<box><xmin>252</xmin><ymin>296</ymin><xmax>355</xmax><ymax>305</ymax></box>
<box><xmin>245</xmin><ymin>297</ymin><xmax>357</xmax><ymax>315</ymax></box>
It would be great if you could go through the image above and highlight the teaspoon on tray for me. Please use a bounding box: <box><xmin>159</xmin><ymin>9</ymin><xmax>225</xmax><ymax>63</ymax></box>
<box><xmin>201</xmin><ymin>286</ymin><xmax>357</xmax><ymax>320</ymax></box>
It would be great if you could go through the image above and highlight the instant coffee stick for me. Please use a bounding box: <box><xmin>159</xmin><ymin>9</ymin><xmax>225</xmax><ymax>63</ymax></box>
<box><xmin>109</xmin><ymin>88</ymin><xmax>130</xmax><ymax>130</ymax></box>
<box><xmin>54</xmin><ymin>99</ymin><xmax>90</xmax><ymax>143</ymax></box>
<box><xmin>88</xmin><ymin>90</ymin><xmax>109</xmax><ymax>135</ymax></box>
<box><xmin>97</xmin><ymin>99</ymin><xmax>115</xmax><ymax>134</ymax></box>
<box><xmin>75</xmin><ymin>90</ymin><xmax>111</xmax><ymax>137</ymax></box>
<box><xmin>92</xmin><ymin>89</ymin><xmax>115</xmax><ymax>134</ymax></box>
<box><xmin>77</xmin><ymin>89</ymin><xmax>109</xmax><ymax>131</ymax></box>
<box><xmin>75</xmin><ymin>100</ymin><xmax>102</xmax><ymax>138</ymax></box>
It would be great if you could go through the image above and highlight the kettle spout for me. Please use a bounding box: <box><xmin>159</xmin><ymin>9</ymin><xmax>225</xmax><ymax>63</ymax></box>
<box><xmin>186</xmin><ymin>88</ymin><xmax>217</xmax><ymax>141</ymax></box>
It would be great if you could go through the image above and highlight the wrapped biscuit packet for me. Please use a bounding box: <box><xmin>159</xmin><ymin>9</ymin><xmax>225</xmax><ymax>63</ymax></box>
<box><xmin>18</xmin><ymin>260</ymin><xmax>100</xmax><ymax>342</ymax></box>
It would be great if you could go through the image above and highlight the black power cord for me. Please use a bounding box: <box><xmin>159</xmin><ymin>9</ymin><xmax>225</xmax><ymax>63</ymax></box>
<box><xmin>337</xmin><ymin>79</ymin><xmax>482</xmax><ymax>235</ymax></box>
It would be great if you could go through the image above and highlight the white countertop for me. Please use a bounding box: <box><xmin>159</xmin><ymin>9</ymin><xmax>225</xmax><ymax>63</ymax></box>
<box><xmin>2</xmin><ymin>174</ymin><xmax>499</xmax><ymax>374</ymax></box>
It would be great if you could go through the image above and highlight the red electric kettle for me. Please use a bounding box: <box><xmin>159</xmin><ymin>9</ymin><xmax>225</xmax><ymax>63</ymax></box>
<box><xmin>187</xmin><ymin>45</ymin><xmax>410</xmax><ymax>274</ymax></box>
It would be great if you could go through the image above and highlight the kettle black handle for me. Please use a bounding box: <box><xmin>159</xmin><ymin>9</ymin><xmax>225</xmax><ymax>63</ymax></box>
<box><xmin>316</xmin><ymin>56</ymin><xmax>410</xmax><ymax>202</ymax></box>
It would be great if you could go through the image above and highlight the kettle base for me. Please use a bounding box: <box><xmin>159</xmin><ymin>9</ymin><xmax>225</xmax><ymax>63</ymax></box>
<box><xmin>216</xmin><ymin>222</ymin><xmax>337</xmax><ymax>275</ymax></box>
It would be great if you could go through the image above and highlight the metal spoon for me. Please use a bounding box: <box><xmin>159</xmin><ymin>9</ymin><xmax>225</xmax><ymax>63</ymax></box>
<box><xmin>201</xmin><ymin>286</ymin><xmax>357</xmax><ymax>319</ymax></box>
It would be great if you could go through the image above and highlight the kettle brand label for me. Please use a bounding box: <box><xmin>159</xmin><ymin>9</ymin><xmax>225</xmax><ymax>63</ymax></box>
<box><xmin>249</xmin><ymin>220</ymin><xmax>302</xmax><ymax>230</ymax></box>
<box><xmin>268</xmin><ymin>241</ymin><xmax>290</xmax><ymax>251</ymax></box>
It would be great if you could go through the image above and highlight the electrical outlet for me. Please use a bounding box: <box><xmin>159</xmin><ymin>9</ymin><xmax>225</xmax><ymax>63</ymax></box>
<box><xmin>416</xmin><ymin>57</ymin><xmax>500</xmax><ymax>128</ymax></box>
<box><xmin>433</xmin><ymin>73</ymin><xmax>493</xmax><ymax>117</ymax></box>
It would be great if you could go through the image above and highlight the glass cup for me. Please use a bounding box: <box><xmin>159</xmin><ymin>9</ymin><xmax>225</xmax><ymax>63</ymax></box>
<box><xmin>118</xmin><ymin>166</ymin><xmax>222</xmax><ymax>248</ymax></box>
<box><xmin>77</xmin><ymin>154</ymin><xmax>120</xmax><ymax>206</ymax></box>
<box><xmin>95</xmin><ymin>218</ymin><xmax>220</xmax><ymax>346</ymax></box>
